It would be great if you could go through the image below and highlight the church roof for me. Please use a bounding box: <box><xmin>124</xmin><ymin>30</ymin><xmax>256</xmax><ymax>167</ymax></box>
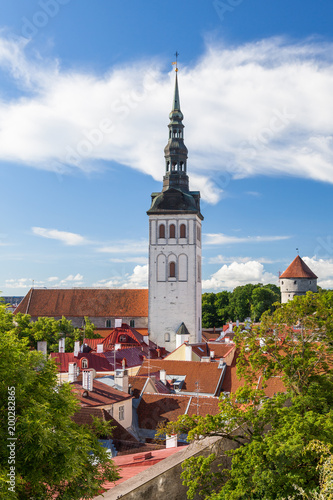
<box><xmin>15</xmin><ymin>288</ymin><xmax>148</xmax><ymax>317</ymax></box>
<box><xmin>279</xmin><ymin>256</ymin><xmax>318</xmax><ymax>279</ymax></box>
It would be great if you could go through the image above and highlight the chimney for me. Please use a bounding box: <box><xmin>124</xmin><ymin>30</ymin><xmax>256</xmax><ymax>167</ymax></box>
<box><xmin>59</xmin><ymin>337</ymin><xmax>65</xmax><ymax>353</ymax></box>
<box><xmin>68</xmin><ymin>362</ymin><xmax>78</xmax><ymax>383</ymax></box>
<box><xmin>210</xmin><ymin>350</ymin><xmax>215</xmax><ymax>359</ymax></box>
<box><xmin>160</xmin><ymin>369</ymin><xmax>166</xmax><ymax>384</ymax></box>
<box><xmin>229</xmin><ymin>322</ymin><xmax>233</xmax><ymax>332</ymax></box>
<box><xmin>82</xmin><ymin>369</ymin><xmax>94</xmax><ymax>391</ymax></box>
<box><xmin>74</xmin><ymin>341</ymin><xmax>80</xmax><ymax>357</ymax></box>
<box><xmin>185</xmin><ymin>344</ymin><xmax>192</xmax><ymax>361</ymax></box>
<box><xmin>115</xmin><ymin>318</ymin><xmax>122</xmax><ymax>328</ymax></box>
<box><xmin>37</xmin><ymin>341</ymin><xmax>47</xmax><ymax>357</ymax></box>
<box><xmin>114</xmin><ymin>369</ymin><xmax>128</xmax><ymax>393</ymax></box>
<box><xmin>143</xmin><ymin>335</ymin><xmax>149</xmax><ymax>345</ymax></box>
<box><xmin>96</xmin><ymin>343</ymin><xmax>104</xmax><ymax>353</ymax></box>
<box><xmin>236</xmin><ymin>319</ymin><xmax>239</xmax><ymax>328</ymax></box>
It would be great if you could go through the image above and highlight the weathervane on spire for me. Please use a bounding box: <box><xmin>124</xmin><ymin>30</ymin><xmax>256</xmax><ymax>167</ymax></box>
<box><xmin>172</xmin><ymin>51</ymin><xmax>179</xmax><ymax>72</ymax></box>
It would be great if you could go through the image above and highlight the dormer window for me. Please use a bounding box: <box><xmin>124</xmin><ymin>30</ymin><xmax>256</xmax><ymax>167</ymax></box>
<box><xmin>81</xmin><ymin>358</ymin><xmax>88</xmax><ymax>369</ymax></box>
<box><xmin>106</xmin><ymin>319</ymin><xmax>111</xmax><ymax>328</ymax></box>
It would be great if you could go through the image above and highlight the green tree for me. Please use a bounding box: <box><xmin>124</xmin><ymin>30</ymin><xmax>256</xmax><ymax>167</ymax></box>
<box><xmin>0</xmin><ymin>306</ymin><xmax>119</xmax><ymax>499</ymax></box>
<box><xmin>228</xmin><ymin>284</ymin><xmax>257</xmax><ymax>321</ymax></box>
<box><xmin>215</xmin><ymin>291</ymin><xmax>231</xmax><ymax>326</ymax></box>
<box><xmin>202</xmin><ymin>293</ymin><xmax>220</xmax><ymax>328</ymax></box>
<box><xmin>250</xmin><ymin>284</ymin><xmax>280</xmax><ymax>321</ymax></box>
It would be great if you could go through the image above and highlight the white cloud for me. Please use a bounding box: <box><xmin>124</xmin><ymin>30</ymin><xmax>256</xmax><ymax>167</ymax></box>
<box><xmin>60</xmin><ymin>273</ymin><xmax>83</xmax><ymax>284</ymax></box>
<box><xmin>32</xmin><ymin>227</ymin><xmax>87</xmax><ymax>246</ymax></box>
<box><xmin>302</xmin><ymin>256</ymin><xmax>333</xmax><ymax>289</ymax></box>
<box><xmin>204</xmin><ymin>233</ymin><xmax>290</xmax><ymax>246</ymax></box>
<box><xmin>203</xmin><ymin>260</ymin><xmax>278</xmax><ymax>291</ymax></box>
<box><xmin>92</xmin><ymin>265</ymin><xmax>148</xmax><ymax>289</ymax></box>
<box><xmin>97</xmin><ymin>240</ymin><xmax>148</xmax><ymax>255</ymax></box>
<box><xmin>4</xmin><ymin>278</ymin><xmax>30</xmax><ymax>289</ymax></box>
<box><xmin>109</xmin><ymin>257</ymin><xmax>148</xmax><ymax>264</ymax></box>
<box><xmin>122</xmin><ymin>265</ymin><xmax>148</xmax><ymax>289</ymax></box>
<box><xmin>0</xmin><ymin>36</ymin><xmax>333</xmax><ymax>201</ymax></box>
<box><xmin>209</xmin><ymin>255</ymin><xmax>280</xmax><ymax>264</ymax></box>
<box><xmin>47</xmin><ymin>276</ymin><xmax>59</xmax><ymax>282</ymax></box>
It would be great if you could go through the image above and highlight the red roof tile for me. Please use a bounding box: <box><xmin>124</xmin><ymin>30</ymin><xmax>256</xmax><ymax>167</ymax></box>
<box><xmin>72</xmin><ymin>380</ymin><xmax>132</xmax><ymax>407</ymax></box>
<box><xmin>280</xmin><ymin>256</ymin><xmax>317</xmax><ymax>279</ymax></box>
<box><xmin>71</xmin><ymin>407</ymin><xmax>137</xmax><ymax>442</ymax></box>
<box><xmin>137</xmin><ymin>394</ymin><xmax>221</xmax><ymax>429</ymax></box>
<box><xmin>138</xmin><ymin>359</ymin><xmax>225</xmax><ymax>396</ymax></box>
<box><xmin>50</xmin><ymin>352</ymin><xmax>113</xmax><ymax>373</ymax></box>
<box><xmin>15</xmin><ymin>288</ymin><xmax>148</xmax><ymax>317</ymax></box>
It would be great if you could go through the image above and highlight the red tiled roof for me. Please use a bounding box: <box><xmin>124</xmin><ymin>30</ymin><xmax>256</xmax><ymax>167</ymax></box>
<box><xmin>50</xmin><ymin>352</ymin><xmax>113</xmax><ymax>373</ymax></box>
<box><xmin>279</xmin><ymin>256</ymin><xmax>317</xmax><ymax>279</ymax></box>
<box><xmin>15</xmin><ymin>288</ymin><xmax>148</xmax><ymax>317</ymax></box>
<box><xmin>83</xmin><ymin>324</ymin><xmax>146</xmax><ymax>351</ymax></box>
<box><xmin>71</xmin><ymin>407</ymin><xmax>137</xmax><ymax>442</ymax></box>
<box><xmin>72</xmin><ymin>380</ymin><xmax>132</xmax><ymax>407</ymax></box>
<box><xmin>207</xmin><ymin>343</ymin><xmax>236</xmax><ymax>361</ymax></box>
<box><xmin>137</xmin><ymin>394</ymin><xmax>221</xmax><ymax>429</ymax></box>
<box><xmin>138</xmin><ymin>359</ymin><xmax>225</xmax><ymax>396</ymax></box>
<box><xmin>128</xmin><ymin>376</ymin><xmax>172</xmax><ymax>398</ymax></box>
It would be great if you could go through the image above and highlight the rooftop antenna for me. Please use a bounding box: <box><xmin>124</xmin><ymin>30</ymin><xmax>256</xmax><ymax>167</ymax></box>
<box><xmin>172</xmin><ymin>51</ymin><xmax>179</xmax><ymax>72</ymax></box>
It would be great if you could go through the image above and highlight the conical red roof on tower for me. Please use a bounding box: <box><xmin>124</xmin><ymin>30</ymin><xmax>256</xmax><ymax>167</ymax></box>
<box><xmin>280</xmin><ymin>256</ymin><xmax>317</xmax><ymax>279</ymax></box>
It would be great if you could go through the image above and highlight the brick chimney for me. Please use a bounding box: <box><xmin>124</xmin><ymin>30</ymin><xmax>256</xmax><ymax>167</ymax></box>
<box><xmin>114</xmin><ymin>369</ymin><xmax>128</xmax><ymax>393</ymax></box>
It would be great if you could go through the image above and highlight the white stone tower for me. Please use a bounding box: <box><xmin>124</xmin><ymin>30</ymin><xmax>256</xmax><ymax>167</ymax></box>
<box><xmin>279</xmin><ymin>255</ymin><xmax>317</xmax><ymax>303</ymax></box>
<box><xmin>147</xmin><ymin>70</ymin><xmax>203</xmax><ymax>351</ymax></box>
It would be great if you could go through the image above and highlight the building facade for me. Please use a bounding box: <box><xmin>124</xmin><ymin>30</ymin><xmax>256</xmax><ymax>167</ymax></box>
<box><xmin>147</xmin><ymin>72</ymin><xmax>203</xmax><ymax>350</ymax></box>
<box><xmin>279</xmin><ymin>255</ymin><xmax>318</xmax><ymax>303</ymax></box>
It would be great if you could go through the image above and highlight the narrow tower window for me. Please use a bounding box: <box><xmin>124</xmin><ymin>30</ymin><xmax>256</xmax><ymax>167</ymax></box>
<box><xmin>159</xmin><ymin>224</ymin><xmax>165</xmax><ymax>239</ymax></box>
<box><xmin>180</xmin><ymin>224</ymin><xmax>186</xmax><ymax>238</ymax></box>
<box><xmin>169</xmin><ymin>224</ymin><xmax>176</xmax><ymax>238</ymax></box>
<box><xmin>169</xmin><ymin>261</ymin><xmax>176</xmax><ymax>278</ymax></box>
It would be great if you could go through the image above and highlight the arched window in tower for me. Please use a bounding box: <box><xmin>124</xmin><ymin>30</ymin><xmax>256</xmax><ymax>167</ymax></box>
<box><xmin>169</xmin><ymin>261</ymin><xmax>176</xmax><ymax>278</ymax></box>
<box><xmin>173</xmin><ymin>130</ymin><xmax>177</xmax><ymax>138</ymax></box>
<box><xmin>169</xmin><ymin>130</ymin><xmax>172</xmax><ymax>139</ymax></box>
<box><xmin>169</xmin><ymin>224</ymin><xmax>176</xmax><ymax>238</ymax></box>
<box><xmin>180</xmin><ymin>224</ymin><xmax>186</xmax><ymax>238</ymax></box>
<box><xmin>172</xmin><ymin>163</ymin><xmax>176</xmax><ymax>171</ymax></box>
<box><xmin>179</xmin><ymin>162</ymin><xmax>184</xmax><ymax>171</ymax></box>
<box><xmin>164</xmin><ymin>332</ymin><xmax>170</xmax><ymax>342</ymax></box>
<box><xmin>197</xmin><ymin>225</ymin><xmax>201</xmax><ymax>242</ymax></box>
<box><xmin>159</xmin><ymin>224</ymin><xmax>165</xmax><ymax>239</ymax></box>
<box><xmin>166</xmin><ymin>161</ymin><xmax>170</xmax><ymax>172</ymax></box>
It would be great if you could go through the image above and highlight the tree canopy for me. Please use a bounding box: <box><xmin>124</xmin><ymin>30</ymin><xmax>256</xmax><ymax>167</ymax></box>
<box><xmin>0</xmin><ymin>305</ymin><xmax>119</xmax><ymax>499</ymax></box>
<box><xmin>202</xmin><ymin>283</ymin><xmax>280</xmax><ymax>327</ymax></box>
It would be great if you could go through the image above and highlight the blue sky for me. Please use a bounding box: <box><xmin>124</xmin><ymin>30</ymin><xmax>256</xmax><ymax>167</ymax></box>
<box><xmin>1</xmin><ymin>0</ymin><xmax>333</xmax><ymax>296</ymax></box>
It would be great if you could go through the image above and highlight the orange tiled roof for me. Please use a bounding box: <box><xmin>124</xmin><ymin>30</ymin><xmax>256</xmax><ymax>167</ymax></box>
<box><xmin>71</xmin><ymin>407</ymin><xmax>137</xmax><ymax>442</ymax></box>
<box><xmin>279</xmin><ymin>256</ymin><xmax>317</xmax><ymax>279</ymax></box>
<box><xmin>15</xmin><ymin>288</ymin><xmax>148</xmax><ymax>317</ymax></box>
<box><xmin>137</xmin><ymin>393</ymin><xmax>221</xmax><ymax>429</ymax></box>
<box><xmin>71</xmin><ymin>379</ymin><xmax>132</xmax><ymax>407</ymax></box>
<box><xmin>138</xmin><ymin>359</ymin><xmax>225</xmax><ymax>396</ymax></box>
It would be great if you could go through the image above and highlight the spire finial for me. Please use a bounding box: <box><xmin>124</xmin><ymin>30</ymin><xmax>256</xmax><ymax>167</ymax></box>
<box><xmin>172</xmin><ymin>51</ymin><xmax>179</xmax><ymax>72</ymax></box>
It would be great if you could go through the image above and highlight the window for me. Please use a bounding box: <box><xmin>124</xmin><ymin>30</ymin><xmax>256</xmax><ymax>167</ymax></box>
<box><xmin>294</xmin><ymin>280</ymin><xmax>297</xmax><ymax>285</ymax></box>
<box><xmin>81</xmin><ymin>358</ymin><xmax>88</xmax><ymax>369</ymax></box>
<box><xmin>130</xmin><ymin>319</ymin><xmax>135</xmax><ymax>328</ymax></box>
<box><xmin>119</xmin><ymin>335</ymin><xmax>127</xmax><ymax>342</ymax></box>
<box><xmin>197</xmin><ymin>225</ymin><xmax>201</xmax><ymax>241</ymax></box>
<box><xmin>119</xmin><ymin>405</ymin><xmax>125</xmax><ymax>421</ymax></box>
<box><xmin>159</xmin><ymin>224</ymin><xmax>165</xmax><ymax>239</ymax></box>
<box><xmin>281</xmin><ymin>281</ymin><xmax>284</xmax><ymax>285</ymax></box>
<box><xmin>169</xmin><ymin>261</ymin><xmax>176</xmax><ymax>278</ymax></box>
<box><xmin>180</xmin><ymin>224</ymin><xmax>186</xmax><ymax>238</ymax></box>
<box><xmin>169</xmin><ymin>224</ymin><xmax>176</xmax><ymax>238</ymax></box>
<box><xmin>164</xmin><ymin>332</ymin><xmax>170</xmax><ymax>342</ymax></box>
<box><xmin>106</xmin><ymin>319</ymin><xmax>111</xmax><ymax>328</ymax></box>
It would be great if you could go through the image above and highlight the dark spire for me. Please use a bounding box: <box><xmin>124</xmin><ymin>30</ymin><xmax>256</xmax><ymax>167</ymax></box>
<box><xmin>163</xmin><ymin>69</ymin><xmax>189</xmax><ymax>192</ymax></box>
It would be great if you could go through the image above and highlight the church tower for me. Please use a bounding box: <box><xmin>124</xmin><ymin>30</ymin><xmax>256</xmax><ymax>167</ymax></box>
<box><xmin>147</xmin><ymin>69</ymin><xmax>203</xmax><ymax>351</ymax></box>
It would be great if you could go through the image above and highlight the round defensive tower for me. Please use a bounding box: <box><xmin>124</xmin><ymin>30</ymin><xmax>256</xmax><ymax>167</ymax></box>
<box><xmin>279</xmin><ymin>255</ymin><xmax>317</xmax><ymax>303</ymax></box>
